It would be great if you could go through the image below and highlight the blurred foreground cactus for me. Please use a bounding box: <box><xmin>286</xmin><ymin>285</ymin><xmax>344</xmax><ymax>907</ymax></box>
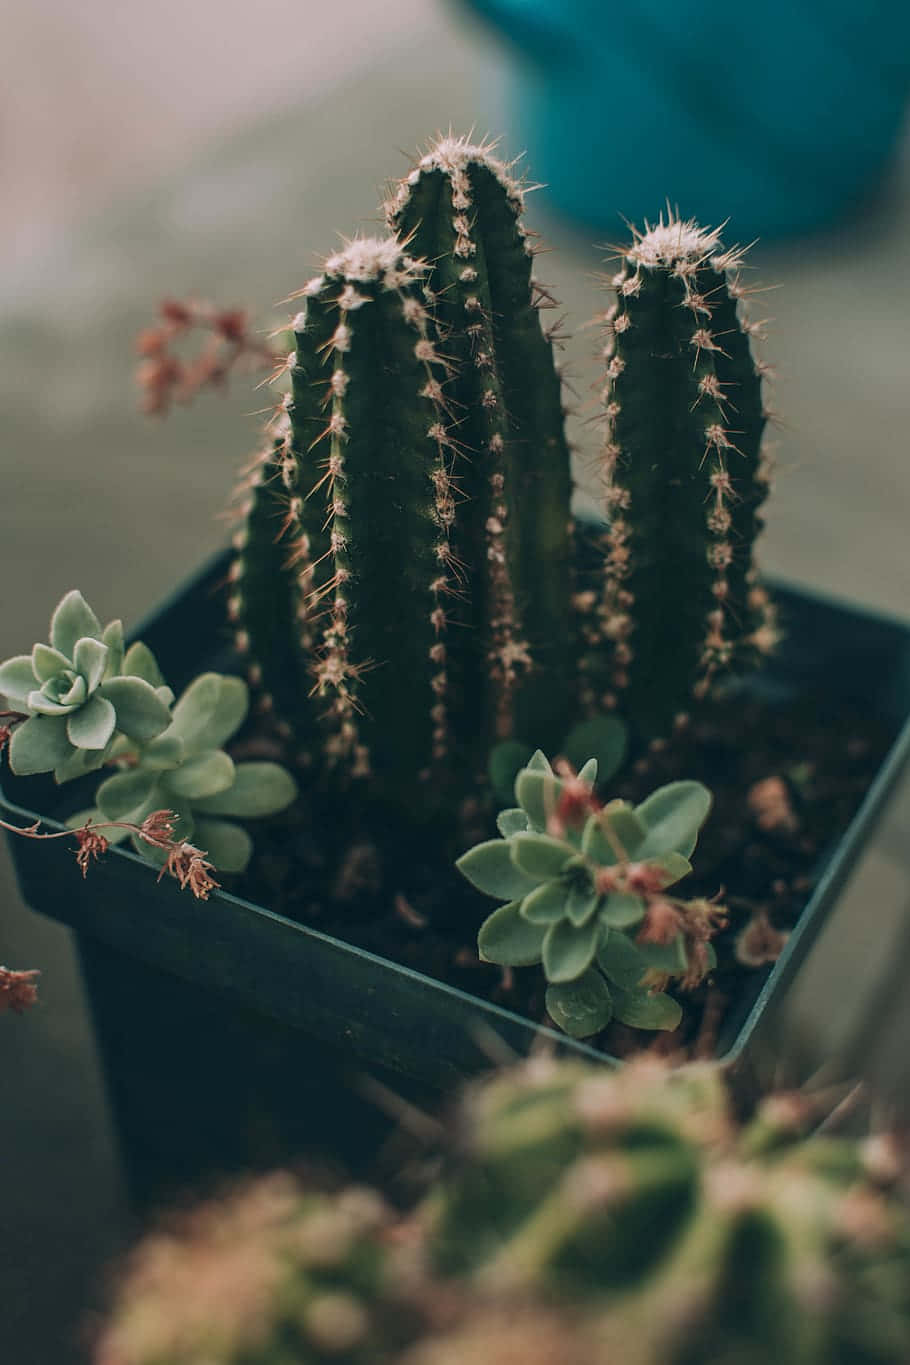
<box><xmin>95</xmin><ymin>1059</ymin><xmax>910</xmax><ymax>1365</ymax></box>
<box><xmin>583</xmin><ymin>217</ymin><xmax>777</xmax><ymax>737</ymax></box>
<box><xmin>425</xmin><ymin>1057</ymin><xmax>910</xmax><ymax>1364</ymax></box>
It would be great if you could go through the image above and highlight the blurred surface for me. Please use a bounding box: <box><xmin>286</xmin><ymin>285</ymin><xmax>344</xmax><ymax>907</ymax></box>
<box><xmin>2</xmin><ymin>0</ymin><xmax>910</xmax><ymax>1358</ymax></box>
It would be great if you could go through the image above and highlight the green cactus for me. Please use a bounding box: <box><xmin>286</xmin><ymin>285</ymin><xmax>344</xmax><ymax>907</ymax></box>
<box><xmin>584</xmin><ymin>216</ymin><xmax>778</xmax><ymax>738</ymax></box>
<box><xmin>92</xmin><ymin>1177</ymin><xmax>421</xmax><ymax>1365</ymax></box>
<box><xmin>387</xmin><ymin>135</ymin><xmax>575</xmax><ymax>752</ymax></box>
<box><xmin>458</xmin><ymin>748</ymin><xmax>722</xmax><ymax>1038</ymax></box>
<box><xmin>424</xmin><ymin>1058</ymin><xmax>910</xmax><ymax>1365</ymax></box>
<box><xmin>229</xmin><ymin>201</ymin><xmax>576</xmax><ymax>799</ymax></box>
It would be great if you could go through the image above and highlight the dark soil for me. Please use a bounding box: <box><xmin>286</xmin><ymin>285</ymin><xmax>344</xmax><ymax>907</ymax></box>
<box><xmin>235</xmin><ymin>689</ymin><xmax>891</xmax><ymax>1062</ymax></box>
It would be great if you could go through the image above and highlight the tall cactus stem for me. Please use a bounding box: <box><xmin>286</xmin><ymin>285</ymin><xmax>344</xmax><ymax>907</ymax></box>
<box><xmin>591</xmin><ymin>217</ymin><xmax>775</xmax><ymax>736</ymax></box>
<box><xmin>388</xmin><ymin>135</ymin><xmax>575</xmax><ymax>755</ymax></box>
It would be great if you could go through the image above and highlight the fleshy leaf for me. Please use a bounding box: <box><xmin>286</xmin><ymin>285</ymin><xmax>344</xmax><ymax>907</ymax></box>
<box><xmin>170</xmin><ymin>673</ymin><xmax>248</xmax><ymax>753</ymax></box>
<box><xmin>8</xmin><ymin>714</ymin><xmax>72</xmax><ymax>775</ymax></box>
<box><xmin>54</xmin><ymin>744</ymin><xmax>111</xmax><ymax>783</ymax></box>
<box><xmin>27</xmin><ymin>690</ymin><xmax>74</xmax><ymax>717</ymax></box>
<box><xmin>563</xmin><ymin>715</ymin><xmax>627</xmax><ymax>787</ymax></box>
<box><xmin>96</xmin><ymin>769</ymin><xmax>158</xmax><ymax>822</ymax></box>
<box><xmin>526</xmin><ymin>750</ymin><xmax>553</xmax><ymax>774</ymax></box>
<box><xmin>637</xmin><ymin>936</ymin><xmax>689</xmax><ymax>974</ymax></box>
<box><xmin>73</xmin><ymin>637</ymin><xmax>109</xmax><ymax>693</ymax></box>
<box><xmin>67</xmin><ymin>694</ymin><xmax>117</xmax><ymax>750</ymax></box>
<box><xmin>457</xmin><ymin>841</ymin><xmax>541</xmax><ymax>900</ymax></box>
<box><xmin>514</xmin><ymin>769</ymin><xmax>563</xmax><ymax>832</ymax></box>
<box><xmin>582</xmin><ymin>801</ymin><xmax>648</xmax><ymax>864</ymax></box>
<box><xmin>98</xmin><ymin>676</ymin><xmax>171</xmax><ymax>742</ymax></box>
<box><xmin>193</xmin><ymin>817</ymin><xmax>253</xmax><ymax>874</ymax></box>
<box><xmin>162</xmin><ymin>749</ymin><xmax>235</xmax><ymax>801</ymax></box>
<box><xmin>50</xmin><ymin>590</ymin><xmax>101</xmax><ymax>658</ymax></box>
<box><xmin>546</xmin><ymin>970</ymin><xmax>613</xmax><ymax>1038</ymax></box>
<box><xmin>101</xmin><ymin>620</ymin><xmax>124</xmax><ymax>678</ymax></box>
<box><xmin>0</xmin><ymin>655</ymin><xmax>38</xmax><ymax>702</ymax></box>
<box><xmin>635</xmin><ymin>782</ymin><xmax>713</xmax><ymax>859</ymax></box>
<box><xmin>497</xmin><ymin>807</ymin><xmax>529</xmax><ymax>837</ymax></box>
<box><xmin>520</xmin><ymin>880</ymin><xmax>568</xmax><ymax>924</ymax></box>
<box><xmin>542</xmin><ymin>916</ymin><xmax>602</xmax><ymax>983</ymax></box>
<box><xmin>564</xmin><ymin>880</ymin><xmax>600</xmax><ymax>927</ymax></box>
<box><xmin>653</xmin><ymin>851</ymin><xmax>693</xmax><ymax>889</ymax></box>
<box><xmin>612</xmin><ymin>986</ymin><xmax>683</xmax><ymax>1032</ymax></box>
<box><xmin>489</xmin><ymin>740</ymin><xmax>533</xmax><ymax>805</ymax></box>
<box><xmin>596</xmin><ymin>930</ymin><xmax>648</xmax><ymax>990</ymax></box>
<box><xmin>577</xmin><ymin>758</ymin><xmax>598</xmax><ymax>784</ymax></box>
<box><xmin>137</xmin><ymin>734</ymin><xmax>185</xmax><ymax>772</ymax></box>
<box><xmin>601</xmin><ymin>892</ymin><xmax>646</xmax><ymax>929</ymax></box>
<box><xmin>31</xmin><ymin>644</ymin><xmax>69</xmax><ymax>682</ymax></box>
<box><xmin>510</xmin><ymin>832</ymin><xmax>574</xmax><ymax>881</ymax></box>
<box><xmin>478</xmin><ymin>900</ymin><xmax>547</xmax><ymax>966</ymax></box>
<box><xmin>192</xmin><ymin>762</ymin><xmax>298</xmax><ymax>818</ymax></box>
<box><xmin>122</xmin><ymin>640</ymin><xmax>167</xmax><ymax>688</ymax></box>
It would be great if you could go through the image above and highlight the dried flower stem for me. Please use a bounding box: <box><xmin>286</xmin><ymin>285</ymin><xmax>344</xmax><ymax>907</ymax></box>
<box><xmin>136</xmin><ymin>298</ymin><xmax>280</xmax><ymax>415</ymax></box>
<box><xmin>0</xmin><ymin>811</ymin><xmax>219</xmax><ymax>900</ymax></box>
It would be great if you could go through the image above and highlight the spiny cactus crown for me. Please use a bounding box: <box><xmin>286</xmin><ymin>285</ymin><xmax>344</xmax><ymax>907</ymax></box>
<box><xmin>580</xmin><ymin>213</ymin><xmax>777</xmax><ymax>738</ymax></box>
<box><xmin>425</xmin><ymin>1058</ymin><xmax>910</xmax><ymax>1364</ymax></box>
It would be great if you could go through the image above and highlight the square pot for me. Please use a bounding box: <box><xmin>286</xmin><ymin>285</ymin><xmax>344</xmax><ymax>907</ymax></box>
<box><xmin>4</xmin><ymin>551</ymin><xmax>910</xmax><ymax>1199</ymax></box>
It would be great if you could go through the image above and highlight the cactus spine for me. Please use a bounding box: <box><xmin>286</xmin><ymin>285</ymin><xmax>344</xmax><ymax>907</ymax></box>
<box><xmin>387</xmin><ymin>136</ymin><xmax>575</xmax><ymax>754</ymax></box>
<box><xmin>587</xmin><ymin>218</ymin><xmax>778</xmax><ymax>738</ymax></box>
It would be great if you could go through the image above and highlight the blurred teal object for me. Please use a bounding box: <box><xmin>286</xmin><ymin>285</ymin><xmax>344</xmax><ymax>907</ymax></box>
<box><xmin>462</xmin><ymin>0</ymin><xmax>910</xmax><ymax>239</ymax></box>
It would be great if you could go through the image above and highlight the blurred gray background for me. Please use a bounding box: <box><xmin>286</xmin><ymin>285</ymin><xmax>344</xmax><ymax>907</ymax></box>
<box><xmin>2</xmin><ymin>1</ymin><xmax>910</xmax><ymax>1359</ymax></box>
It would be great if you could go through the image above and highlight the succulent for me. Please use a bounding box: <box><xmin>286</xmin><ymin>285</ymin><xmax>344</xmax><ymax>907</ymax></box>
<box><xmin>72</xmin><ymin>653</ymin><xmax>297</xmax><ymax>873</ymax></box>
<box><xmin>457</xmin><ymin>749</ymin><xmax>722</xmax><ymax>1037</ymax></box>
<box><xmin>0</xmin><ymin>590</ymin><xmax>171</xmax><ymax>780</ymax></box>
<box><xmin>92</xmin><ymin>1175</ymin><xmax>422</xmax><ymax>1365</ymax></box>
<box><xmin>583</xmin><ymin>216</ymin><xmax>778</xmax><ymax>738</ymax></box>
<box><xmin>424</xmin><ymin>1057</ymin><xmax>910</xmax><ymax>1364</ymax></box>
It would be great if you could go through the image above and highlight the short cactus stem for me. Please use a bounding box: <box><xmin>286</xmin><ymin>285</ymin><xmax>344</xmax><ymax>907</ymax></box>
<box><xmin>388</xmin><ymin>135</ymin><xmax>576</xmax><ymax>755</ymax></box>
<box><xmin>592</xmin><ymin>217</ymin><xmax>776</xmax><ymax>737</ymax></box>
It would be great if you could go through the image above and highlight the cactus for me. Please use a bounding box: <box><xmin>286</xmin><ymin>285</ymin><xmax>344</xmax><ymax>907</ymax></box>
<box><xmin>424</xmin><ymin>1058</ymin><xmax>910</xmax><ymax>1364</ymax></box>
<box><xmin>585</xmin><ymin>216</ymin><xmax>778</xmax><ymax>738</ymax></box>
<box><xmin>387</xmin><ymin>135</ymin><xmax>575</xmax><ymax>752</ymax></box>
<box><xmin>230</xmin><ymin>199</ymin><xmax>575</xmax><ymax>799</ymax></box>
<box><xmin>93</xmin><ymin>1176</ymin><xmax>426</xmax><ymax>1365</ymax></box>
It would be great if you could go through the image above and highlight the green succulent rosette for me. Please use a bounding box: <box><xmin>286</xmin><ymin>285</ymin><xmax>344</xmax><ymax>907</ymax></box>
<box><xmin>458</xmin><ymin>751</ymin><xmax>719</xmax><ymax>1039</ymax></box>
<box><xmin>0</xmin><ymin>591</ymin><xmax>171</xmax><ymax>780</ymax></box>
<box><xmin>72</xmin><ymin>653</ymin><xmax>297</xmax><ymax>874</ymax></box>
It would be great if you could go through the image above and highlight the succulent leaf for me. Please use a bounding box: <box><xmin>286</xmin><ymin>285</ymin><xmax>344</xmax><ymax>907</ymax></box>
<box><xmin>97</xmin><ymin>676</ymin><xmax>171</xmax><ymax>743</ymax></box>
<box><xmin>192</xmin><ymin>817</ymin><xmax>253</xmax><ymax>874</ymax></box>
<box><xmin>545</xmin><ymin>969</ymin><xmax>613</xmax><ymax>1037</ymax></box>
<box><xmin>67</xmin><ymin>693</ymin><xmax>117</xmax><ymax>750</ymax></box>
<box><xmin>162</xmin><ymin>749</ymin><xmax>235</xmax><ymax>801</ymax></box>
<box><xmin>541</xmin><ymin>916</ymin><xmax>602</xmax><ymax>983</ymax></box>
<box><xmin>635</xmin><ymin>781</ymin><xmax>712</xmax><ymax>859</ymax></box>
<box><xmin>192</xmin><ymin>762</ymin><xmax>299</xmax><ymax>819</ymax></box>
<box><xmin>0</xmin><ymin>655</ymin><xmax>38</xmax><ymax>702</ymax></box>
<box><xmin>497</xmin><ymin>807</ymin><xmax>529</xmax><ymax>838</ymax></box>
<box><xmin>478</xmin><ymin>900</ymin><xmax>547</xmax><ymax>966</ymax></box>
<box><xmin>8</xmin><ymin>714</ymin><xmax>72</xmax><ymax>775</ymax></box>
<box><xmin>50</xmin><ymin>590</ymin><xmax>101</xmax><ymax>658</ymax></box>
<box><xmin>457</xmin><ymin>841</ymin><xmax>540</xmax><ymax>901</ymax></box>
<box><xmin>510</xmin><ymin>832</ymin><xmax>574</xmax><ymax>881</ymax></box>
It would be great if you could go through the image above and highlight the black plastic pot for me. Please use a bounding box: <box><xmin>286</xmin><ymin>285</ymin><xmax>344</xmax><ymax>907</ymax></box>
<box><xmin>4</xmin><ymin>552</ymin><xmax>910</xmax><ymax>1202</ymax></box>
